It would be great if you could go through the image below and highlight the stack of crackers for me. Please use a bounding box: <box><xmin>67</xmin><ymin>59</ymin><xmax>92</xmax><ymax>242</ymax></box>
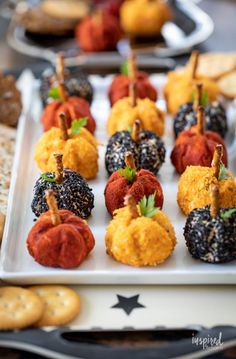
<box><xmin>196</xmin><ymin>52</ymin><xmax>236</xmax><ymax>99</ymax></box>
<box><xmin>0</xmin><ymin>285</ymin><xmax>80</xmax><ymax>330</ymax></box>
<box><xmin>0</xmin><ymin>125</ymin><xmax>16</xmax><ymax>241</ymax></box>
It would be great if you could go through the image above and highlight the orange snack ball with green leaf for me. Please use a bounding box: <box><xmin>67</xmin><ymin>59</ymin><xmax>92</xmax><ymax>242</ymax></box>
<box><xmin>105</xmin><ymin>194</ymin><xmax>176</xmax><ymax>267</ymax></box>
<box><xmin>170</xmin><ymin>106</ymin><xmax>228</xmax><ymax>174</ymax></box>
<box><xmin>177</xmin><ymin>145</ymin><xmax>236</xmax><ymax>215</ymax></box>
<box><xmin>27</xmin><ymin>190</ymin><xmax>95</xmax><ymax>269</ymax></box>
<box><xmin>164</xmin><ymin>52</ymin><xmax>219</xmax><ymax>115</ymax></box>
<box><xmin>41</xmin><ymin>54</ymin><xmax>96</xmax><ymax>134</ymax></box>
<box><xmin>35</xmin><ymin>114</ymin><xmax>98</xmax><ymax>180</ymax></box>
<box><xmin>104</xmin><ymin>152</ymin><xmax>163</xmax><ymax>215</ymax></box>
<box><xmin>107</xmin><ymin>82</ymin><xmax>164</xmax><ymax>136</ymax></box>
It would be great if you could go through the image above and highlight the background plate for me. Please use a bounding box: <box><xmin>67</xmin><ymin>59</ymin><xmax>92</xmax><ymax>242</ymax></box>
<box><xmin>6</xmin><ymin>0</ymin><xmax>214</xmax><ymax>67</ymax></box>
<box><xmin>0</xmin><ymin>71</ymin><xmax>236</xmax><ymax>285</ymax></box>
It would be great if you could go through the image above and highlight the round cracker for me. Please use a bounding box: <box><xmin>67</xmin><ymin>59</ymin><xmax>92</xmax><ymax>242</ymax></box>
<box><xmin>0</xmin><ymin>287</ymin><xmax>44</xmax><ymax>330</ymax></box>
<box><xmin>29</xmin><ymin>285</ymin><xmax>80</xmax><ymax>327</ymax></box>
<box><xmin>217</xmin><ymin>70</ymin><xmax>236</xmax><ymax>99</ymax></box>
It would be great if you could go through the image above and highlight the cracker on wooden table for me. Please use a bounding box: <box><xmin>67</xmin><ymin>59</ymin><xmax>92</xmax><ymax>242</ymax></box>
<box><xmin>0</xmin><ymin>287</ymin><xmax>44</xmax><ymax>330</ymax></box>
<box><xmin>29</xmin><ymin>285</ymin><xmax>81</xmax><ymax>327</ymax></box>
<box><xmin>217</xmin><ymin>70</ymin><xmax>236</xmax><ymax>99</ymax></box>
<box><xmin>196</xmin><ymin>52</ymin><xmax>236</xmax><ymax>80</ymax></box>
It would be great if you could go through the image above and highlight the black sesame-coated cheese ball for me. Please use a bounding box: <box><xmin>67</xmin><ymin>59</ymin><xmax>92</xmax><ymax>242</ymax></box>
<box><xmin>105</xmin><ymin>129</ymin><xmax>166</xmax><ymax>176</ymax></box>
<box><xmin>40</xmin><ymin>67</ymin><xmax>93</xmax><ymax>106</ymax></box>
<box><xmin>31</xmin><ymin>169</ymin><xmax>94</xmax><ymax>219</ymax></box>
<box><xmin>174</xmin><ymin>101</ymin><xmax>227</xmax><ymax>139</ymax></box>
<box><xmin>184</xmin><ymin>205</ymin><xmax>236</xmax><ymax>263</ymax></box>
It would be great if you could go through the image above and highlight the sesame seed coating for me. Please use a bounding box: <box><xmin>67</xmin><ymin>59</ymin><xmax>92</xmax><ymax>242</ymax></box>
<box><xmin>40</xmin><ymin>68</ymin><xmax>93</xmax><ymax>106</ymax></box>
<box><xmin>184</xmin><ymin>205</ymin><xmax>236</xmax><ymax>263</ymax></box>
<box><xmin>31</xmin><ymin>169</ymin><xmax>94</xmax><ymax>219</ymax></box>
<box><xmin>105</xmin><ymin>130</ymin><xmax>165</xmax><ymax>175</ymax></box>
<box><xmin>174</xmin><ymin>101</ymin><xmax>227</xmax><ymax>138</ymax></box>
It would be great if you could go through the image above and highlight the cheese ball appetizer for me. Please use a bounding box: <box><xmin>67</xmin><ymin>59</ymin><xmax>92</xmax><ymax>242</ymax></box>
<box><xmin>173</xmin><ymin>83</ymin><xmax>227</xmax><ymax>139</ymax></box>
<box><xmin>177</xmin><ymin>145</ymin><xmax>236</xmax><ymax>215</ymax></box>
<box><xmin>75</xmin><ymin>10</ymin><xmax>122</xmax><ymax>52</ymax></box>
<box><xmin>108</xmin><ymin>53</ymin><xmax>157</xmax><ymax>106</ymax></box>
<box><xmin>27</xmin><ymin>190</ymin><xmax>95</xmax><ymax>269</ymax></box>
<box><xmin>41</xmin><ymin>55</ymin><xmax>95</xmax><ymax>133</ymax></box>
<box><xmin>105</xmin><ymin>120</ymin><xmax>165</xmax><ymax>176</ymax></box>
<box><xmin>40</xmin><ymin>63</ymin><xmax>93</xmax><ymax>107</ymax></box>
<box><xmin>35</xmin><ymin>114</ymin><xmax>98</xmax><ymax>180</ymax></box>
<box><xmin>104</xmin><ymin>152</ymin><xmax>163</xmax><ymax>215</ymax></box>
<box><xmin>107</xmin><ymin>82</ymin><xmax>164</xmax><ymax>136</ymax></box>
<box><xmin>31</xmin><ymin>154</ymin><xmax>94</xmax><ymax>219</ymax></box>
<box><xmin>171</xmin><ymin>106</ymin><xmax>227</xmax><ymax>174</ymax></box>
<box><xmin>105</xmin><ymin>194</ymin><xmax>176</xmax><ymax>266</ymax></box>
<box><xmin>164</xmin><ymin>52</ymin><xmax>220</xmax><ymax>115</ymax></box>
<box><xmin>184</xmin><ymin>185</ymin><xmax>236</xmax><ymax>263</ymax></box>
<box><xmin>120</xmin><ymin>0</ymin><xmax>172</xmax><ymax>38</ymax></box>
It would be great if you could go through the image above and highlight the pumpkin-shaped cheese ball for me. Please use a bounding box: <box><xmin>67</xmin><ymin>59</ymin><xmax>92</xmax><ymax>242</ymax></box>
<box><xmin>164</xmin><ymin>52</ymin><xmax>220</xmax><ymax>115</ymax></box>
<box><xmin>31</xmin><ymin>154</ymin><xmax>94</xmax><ymax>219</ymax></box>
<box><xmin>35</xmin><ymin>114</ymin><xmax>98</xmax><ymax>180</ymax></box>
<box><xmin>41</xmin><ymin>55</ymin><xmax>96</xmax><ymax>133</ymax></box>
<box><xmin>105</xmin><ymin>120</ymin><xmax>166</xmax><ymax>176</ymax></box>
<box><xmin>105</xmin><ymin>194</ymin><xmax>176</xmax><ymax>266</ymax></box>
<box><xmin>171</xmin><ymin>106</ymin><xmax>228</xmax><ymax>174</ymax></box>
<box><xmin>184</xmin><ymin>185</ymin><xmax>236</xmax><ymax>263</ymax></box>
<box><xmin>108</xmin><ymin>53</ymin><xmax>157</xmax><ymax>106</ymax></box>
<box><xmin>27</xmin><ymin>190</ymin><xmax>95</xmax><ymax>269</ymax></box>
<box><xmin>107</xmin><ymin>83</ymin><xmax>164</xmax><ymax>136</ymax></box>
<box><xmin>120</xmin><ymin>0</ymin><xmax>172</xmax><ymax>37</ymax></box>
<box><xmin>177</xmin><ymin>145</ymin><xmax>236</xmax><ymax>215</ymax></box>
<box><xmin>75</xmin><ymin>10</ymin><xmax>122</xmax><ymax>52</ymax></box>
<box><xmin>173</xmin><ymin>83</ymin><xmax>228</xmax><ymax>139</ymax></box>
<box><xmin>104</xmin><ymin>152</ymin><xmax>163</xmax><ymax>215</ymax></box>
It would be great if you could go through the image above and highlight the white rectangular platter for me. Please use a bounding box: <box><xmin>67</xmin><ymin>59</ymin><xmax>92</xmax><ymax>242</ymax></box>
<box><xmin>1</xmin><ymin>71</ymin><xmax>236</xmax><ymax>285</ymax></box>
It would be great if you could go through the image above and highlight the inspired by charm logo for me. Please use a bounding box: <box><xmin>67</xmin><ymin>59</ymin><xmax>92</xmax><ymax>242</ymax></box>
<box><xmin>192</xmin><ymin>332</ymin><xmax>224</xmax><ymax>350</ymax></box>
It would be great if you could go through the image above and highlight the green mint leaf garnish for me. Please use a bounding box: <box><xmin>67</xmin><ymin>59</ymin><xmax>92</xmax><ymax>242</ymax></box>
<box><xmin>218</xmin><ymin>163</ymin><xmax>230</xmax><ymax>181</ymax></box>
<box><xmin>41</xmin><ymin>173</ymin><xmax>56</xmax><ymax>183</ymax></box>
<box><xmin>127</xmin><ymin>126</ymin><xmax>132</xmax><ymax>134</ymax></box>
<box><xmin>120</xmin><ymin>60</ymin><xmax>129</xmax><ymax>76</ymax></box>
<box><xmin>201</xmin><ymin>90</ymin><xmax>209</xmax><ymax>107</ymax></box>
<box><xmin>192</xmin><ymin>90</ymin><xmax>209</xmax><ymax>107</ymax></box>
<box><xmin>138</xmin><ymin>192</ymin><xmax>160</xmax><ymax>218</ymax></box>
<box><xmin>220</xmin><ymin>208</ymin><xmax>236</xmax><ymax>220</ymax></box>
<box><xmin>48</xmin><ymin>86</ymin><xmax>60</xmax><ymax>100</ymax></box>
<box><xmin>71</xmin><ymin>117</ymin><xmax>88</xmax><ymax>135</ymax></box>
<box><xmin>118</xmin><ymin>166</ymin><xmax>136</xmax><ymax>182</ymax></box>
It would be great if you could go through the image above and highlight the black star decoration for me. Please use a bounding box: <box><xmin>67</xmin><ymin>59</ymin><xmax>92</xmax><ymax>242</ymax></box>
<box><xmin>111</xmin><ymin>294</ymin><xmax>145</xmax><ymax>315</ymax></box>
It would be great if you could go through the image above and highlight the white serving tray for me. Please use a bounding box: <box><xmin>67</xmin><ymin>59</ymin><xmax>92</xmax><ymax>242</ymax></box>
<box><xmin>1</xmin><ymin>71</ymin><xmax>236</xmax><ymax>285</ymax></box>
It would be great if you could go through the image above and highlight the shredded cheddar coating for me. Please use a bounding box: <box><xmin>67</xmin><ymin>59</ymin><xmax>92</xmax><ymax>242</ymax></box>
<box><xmin>177</xmin><ymin>166</ymin><xmax>236</xmax><ymax>215</ymax></box>
<box><xmin>107</xmin><ymin>97</ymin><xmax>165</xmax><ymax>136</ymax></box>
<box><xmin>34</xmin><ymin>127</ymin><xmax>98</xmax><ymax>180</ymax></box>
<box><xmin>105</xmin><ymin>205</ymin><xmax>176</xmax><ymax>267</ymax></box>
<box><xmin>164</xmin><ymin>70</ymin><xmax>219</xmax><ymax>115</ymax></box>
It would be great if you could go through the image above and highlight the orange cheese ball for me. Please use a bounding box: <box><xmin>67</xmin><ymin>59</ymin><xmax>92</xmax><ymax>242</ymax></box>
<box><xmin>177</xmin><ymin>166</ymin><xmax>236</xmax><ymax>215</ymax></box>
<box><xmin>105</xmin><ymin>205</ymin><xmax>176</xmax><ymax>267</ymax></box>
<box><xmin>107</xmin><ymin>97</ymin><xmax>165</xmax><ymax>136</ymax></box>
<box><xmin>34</xmin><ymin>127</ymin><xmax>98</xmax><ymax>180</ymax></box>
<box><xmin>164</xmin><ymin>70</ymin><xmax>220</xmax><ymax>115</ymax></box>
<box><xmin>120</xmin><ymin>0</ymin><xmax>172</xmax><ymax>37</ymax></box>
